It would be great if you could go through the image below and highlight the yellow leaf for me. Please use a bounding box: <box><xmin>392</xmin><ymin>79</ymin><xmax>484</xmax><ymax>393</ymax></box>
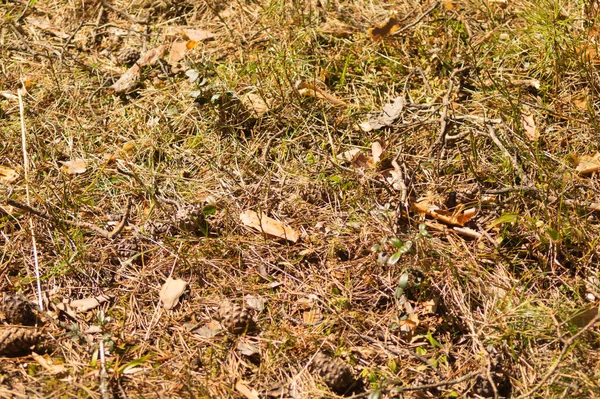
<box><xmin>60</xmin><ymin>159</ymin><xmax>88</xmax><ymax>175</ymax></box>
<box><xmin>240</xmin><ymin>210</ymin><xmax>299</xmax><ymax>242</ymax></box>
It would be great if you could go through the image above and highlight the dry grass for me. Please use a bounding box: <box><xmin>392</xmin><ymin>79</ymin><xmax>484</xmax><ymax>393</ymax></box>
<box><xmin>1</xmin><ymin>0</ymin><xmax>600</xmax><ymax>398</ymax></box>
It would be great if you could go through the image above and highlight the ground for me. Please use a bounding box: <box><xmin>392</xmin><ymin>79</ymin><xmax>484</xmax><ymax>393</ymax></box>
<box><xmin>1</xmin><ymin>0</ymin><xmax>600</xmax><ymax>398</ymax></box>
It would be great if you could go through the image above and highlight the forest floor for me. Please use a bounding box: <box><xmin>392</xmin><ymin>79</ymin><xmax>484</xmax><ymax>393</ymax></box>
<box><xmin>1</xmin><ymin>0</ymin><xmax>600</xmax><ymax>398</ymax></box>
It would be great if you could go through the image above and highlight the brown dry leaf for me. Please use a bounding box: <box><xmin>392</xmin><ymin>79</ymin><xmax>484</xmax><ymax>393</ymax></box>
<box><xmin>319</xmin><ymin>18</ymin><xmax>355</xmax><ymax>37</ymax></box>
<box><xmin>240</xmin><ymin>92</ymin><xmax>270</xmax><ymax>117</ymax></box>
<box><xmin>368</xmin><ymin>13</ymin><xmax>401</xmax><ymax>40</ymax></box>
<box><xmin>336</xmin><ymin>148</ymin><xmax>363</xmax><ymax>163</ymax></box>
<box><xmin>110</xmin><ymin>45</ymin><xmax>168</xmax><ymax>92</ymax></box>
<box><xmin>296</xmin><ymin>80</ymin><xmax>347</xmax><ymax>107</ymax></box>
<box><xmin>31</xmin><ymin>352</ymin><xmax>66</xmax><ymax>374</ymax></box>
<box><xmin>60</xmin><ymin>159</ymin><xmax>88</xmax><ymax>175</ymax></box>
<box><xmin>521</xmin><ymin>109</ymin><xmax>538</xmax><ymax>141</ymax></box>
<box><xmin>413</xmin><ymin>200</ymin><xmax>476</xmax><ymax>226</ymax></box>
<box><xmin>159</xmin><ymin>278</ymin><xmax>188</xmax><ymax>309</ymax></box>
<box><xmin>302</xmin><ymin>307</ymin><xmax>323</xmax><ymax>325</ymax></box>
<box><xmin>359</xmin><ymin>97</ymin><xmax>404</xmax><ymax>132</ymax></box>
<box><xmin>182</xmin><ymin>29</ymin><xmax>216</xmax><ymax>42</ymax></box>
<box><xmin>235</xmin><ymin>380</ymin><xmax>260</xmax><ymax>399</ymax></box>
<box><xmin>0</xmin><ymin>166</ymin><xmax>18</xmax><ymax>183</ymax></box>
<box><xmin>26</xmin><ymin>17</ymin><xmax>69</xmax><ymax>39</ymax></box>
<box><xmin>568</xmin><ymin>305</ymin><xmax>599</xmax><ymax>328</ymax></box>
<box><xmin>168</xmin><ymin>41</ymin><xmax>189</xmax><ymax>65</ymax></box>
<box><xmin>398</xmin><ymin>313</ymin><xmax>419</xmax><ymax>333</ymax></box>
<box><xmin>575</xmin><ymin>153</ymin><xmax>600</xmax><ymax>174</ymax></box>
<box><xmin>240</xmin><ymin>210</ymin><xmax>299</xmax><ymax>242</ymax></box>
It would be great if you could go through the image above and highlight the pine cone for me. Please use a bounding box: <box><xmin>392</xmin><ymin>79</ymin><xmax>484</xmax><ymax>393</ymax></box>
<box><xmin>144</xmin><ymin>221</ymin><xmax>173</xmax><ymax>237</ymax></box>
<box><xmin>311</xmin><ymin>353</ymin><xmax>355</xmax><ymax>393</ymax></box>
<box><xmin>175</xmin><ymin>205</ymin><xmax>207</xmax><ymax>234</ymax></box>
<box><xmin>0</xmin><ymin>326</ymin><xmax>40</xmax><ymax>356</ymax></box>
<box><xmin>218</xmin><ymin>303</ymin><xmax>255</xmax><ymax>335</ymax></box>
<box><xmin>116</xmin><ymin>239</ymin><xmax>141</xmax><ymax>263</ymax></box>
<box><xmin>0</xmin><ymin>294</ymin><xmax>36</xmax><ymax>326</ymax></box>
<box><xmin>117</xmin><ymin>48</ymin><xmax>140</xmax><ymax>66</ymax></box>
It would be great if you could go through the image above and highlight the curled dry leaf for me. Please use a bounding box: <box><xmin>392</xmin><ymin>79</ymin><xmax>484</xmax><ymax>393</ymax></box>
<box><xmin>0</xmin><ymin>91</ymin><xmax>18</xmax><ymax>100</ymax></box>
<box><xmin>240</xmin><ymin>92</ymin><xmax>270</xmax><ymax>117</ymax></box>
<box><xmin>359</xmin><ymin>96</ymin><xmax>404</xmax><ymax>132</ymax></box>
<box><xmin>0</xmin><ymin>165</ymin><xmax>18</xmax><ymax>183</ymax></box>
<box><xmin>413</xmin><ymin>200</ymin><xmax>476</xmax><ymax>226</ymax></box>
<box><xmin>240</xmin><ymin>210</ymin><xmax>299</xmax><ymax>242</ymax></box>
<box><xmin>110</xmin><ymin>44</ymin><xmax>168</xmax><ymax>92</ymax></box>
<box><xmin>319</xmin><ymin>18</ymin><xmax>355</xmax><ymax>37</ymax></box>
<box><xmin>371</xmin><ymin>140</ymin><xmax>383</xmax><ymax>164</ymax></box>
<box><xmin>60</xmin><ymin>159</ymin><xmax>88</xmax><ymax>175</ymax></box>
<box><xmin>159</xmin><ymin>278</ymin><xmax>188</xmax><ymax>309</ymax></box>
<box><xmin>168</xmin><ymin>41</ymin><xmax>189</xmax><ymax>66</ymax></box>
<box><xmin>70</xmin><ymin>295</ymin><xmax>111</xmax><ymax>312</ymax></box>
<box><xmin>368</xmin><ymin>13</ymin><xmax>401</xmax><ymax>40</ymax></box>
<box><xmin>295</xmin><ymin>80</ymin><xmax>347</xmax><ymax>107</ymax></box>
<box><xmin>575</xmin><ymin>152</ymin><xmax>600</xmax><ymax>174</ymax></box>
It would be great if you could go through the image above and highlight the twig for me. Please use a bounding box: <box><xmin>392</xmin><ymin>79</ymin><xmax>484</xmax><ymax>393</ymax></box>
<box><xmin>485</xmin><ymin>124</ymin><xmax>530</xmax><ymax>185</ymax></box>
<box><xmin>7</xmin><ymin>197</ymin><xmax>132</xmax><ymax>240</ymax></box>
<box><xmin>393</xmin><ymin>1</ymin><xmax>440</xmax><ymax>35</ymax></box>
<box><xmin>17</xmin><ymin>87</ymin><xmax>43</xmax><ymax>312</ymax></box>
<box><xmin>100</xmin><ymin>0</ymin><xmax>147</xmax><ymax>24</ymax></box>
<box><xmin>515</xmin><ymin>312</ymin><xmax>600</xmax><ymax>399</ymax></box>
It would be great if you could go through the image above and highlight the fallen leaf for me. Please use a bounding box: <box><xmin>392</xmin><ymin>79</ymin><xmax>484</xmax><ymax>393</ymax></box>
<box><xmin>336</xmin><ymin>148</ymin><xmax>363</xmax><ymax>163</ymax></box>
<box><xmin>70</xmin><ymin>295</ymin><xmax>111</xmax><ymax>312</ymax></box>
<box><xmin>368</xmin><ymin>13</ymin><xmax>401</xmax><ymax>40</ymax></box>
<box><xmin>245</xmin><ymin>295</ymin><xmax>266</xmax><ymax>312</ymax></box>
<box><xmin>240</xmin><ymin>92</ymin><xmax>270</xmax><ymax>117</ymax></box>
<box><xmin>359</xmin><ymin>97</ymin><xmax>404</xmax><ymax>131</ymax></box>
<box><xmin>371</xmin><ymin>140</ymin><xmax>383</xmax><ymax>164</ymax></box>
<box><xmin>159</xmin><ymin>278</ymin><xmax>188</xmax><ymax>309</ymax></box>
<box><xmin>237</xmin><ymin>341</ymin><xmax>260</xmax><ymax>356</ymax></box>
<box><xmin>240</xmin><ymin>210</ymin><xmax>299</xmax><ymax>242</ymax></box>
<box><xmin>26</xmin><ymin>17</ymin><xmax>69</xmax><ymax>39</ymax></box>
<box><xmin>568</xmin><ymin>305</ymin><xmax>599</xmax><ymax>328</ymax></box>
<box><xmin>110</xmin><ymin>45</ymin><xmax>168</xmax><ymax>92</ymax></box>
<box><xmin>0</xmin><ymin>91</ymin><xmax>17</xmax><ymax>100</ymax></box>
<box><xmin>319</xmin><ymin>19</ymin><xmax>355</xmax><ymax>37</ymax></box>
<box><xmin>60</xmin><ymin>159</ymin><xmax>88</xmax><ymax>175</ymax></box>
<box><xmin>235</xmin><ymin>380</ymin><xmax>260</xmax><ymax>399</ymax></box>
<box><xmin>194</xmin><ymin>321</ymin><xmax>221</xmax><ymax>338</ymax></box>
<box><xmin>168</xmin><ymin>41</ymin><xmax>189</xmax><ymax>66</ymax></box>
<box><xmin>575</xmin><ymin>153</ymin><xmax>600</xmax><ymax>174</ymax></box>
<box><xmin>0</xmin><ymin>165</ymin><xmax>18</xmax><ymax>183</ymax></box>
<box><xmin>521</xmin><ymin>109</ymin><xmax>538</xmax><ymax>141</ymax></box>
<box><xmin>413</xmin><ymin>200</ymin><xmax>476</xmax><ymax>226</ymax></box>
<box><xmin>31</xmin><ymin>352</ymin><xmax>66</xmax><ymax>374</ymax></box>
<box><xmin>296</xmin><ymin>80</ymin><xmax>347</xmax><ymax>107</ymax></box>
<box><xmin>182</xmin><ymin>29</ymin><xmax>216</xmax><ymax>42</ymax></box>
<box><xmin>302</xmin><ymin>307</ymin><xmax>322</xmax><ymax>325</ymax></box>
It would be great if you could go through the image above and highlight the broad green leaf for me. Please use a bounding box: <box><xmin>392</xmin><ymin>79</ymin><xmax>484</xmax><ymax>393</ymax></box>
<box><xmin>488</xmin><ymin>213</ymin><xmax>519</xmax><ymax>228</ymax></box>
